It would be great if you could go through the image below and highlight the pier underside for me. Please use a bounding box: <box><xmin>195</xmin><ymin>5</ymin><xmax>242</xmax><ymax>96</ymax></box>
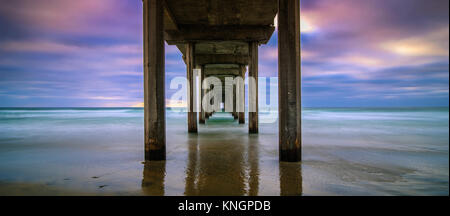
<box><xmin>143</xmin><ymin>0</ymin><xmax>301</xmax><ymax>162</ymax></box>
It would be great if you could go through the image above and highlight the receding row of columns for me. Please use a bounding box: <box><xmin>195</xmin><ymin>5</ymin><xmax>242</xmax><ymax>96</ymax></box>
<box><xmin>185</xmin><ymin>42</ymin><xmax>257</xmax><ymax>132</ymax></box>
<box><xmin>187</xmin><ymin>44</ymin><xmax>255</xmax><ymax>132</ymax></box>
<box><xmin>143</xmin><ymin>0</ymin><xmax>301</xmax><ymax>162</ymax></box>
<box><xmin>197</xmin><ymin>70</ymin><xmax>246</xmax><ymax>126</ymax></box>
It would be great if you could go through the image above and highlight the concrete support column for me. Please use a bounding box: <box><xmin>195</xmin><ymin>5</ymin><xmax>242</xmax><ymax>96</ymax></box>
<box><xmin>248</xmin><ymin>41</ymin><xmax>258</xmax><ymax>133</ymax></box>
<box><xmin>186</xmin><ymin>42</ymin><xmax>197</xmax><ymax>133</ymax></box>
<box><xmin>224</xmin><ymin>78</ymin><xmax>233</xmax><ymax>115</ymax></box>
<box><xmin>209</xmin><ymin>85</ymin><xmax>215</xmax><ymax>117</ymax></box>
<box><xmin>205</xmin><ymin>79</ymin><xmax>212</xmax><ymax>119</ymax></box>
<box><xmin>238</xmin><ymin>65</ymin><xmax>246</xmax><ymax>124</ymax></box>
<box><xmin>278</xmin><ymin>0</ymin><xmax>302</xmax><ymax>162</ymax></box>
<box><xmin>199</xmin><ymin>65</ymin><xmax>206</xmax><ymax>124</ymax></box>
<box><xmin>233</xmin><ymin>81</ymin><xmax>238</xmax><ymax>119</ymax></box>
<box><xmin>222</xmin><ymin>86</ymin><xmax>226</xmax><ymax>112</ymax></box>
<box><xmin>143</xmin><ymin>0</ymin><xmax>165</xmax><ymax>161</ymax></box>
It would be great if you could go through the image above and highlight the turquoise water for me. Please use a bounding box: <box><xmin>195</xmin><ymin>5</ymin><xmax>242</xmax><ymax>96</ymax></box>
<box><xmin>0</xmin><ymin>107</ymin><xmax>448</xmax><ymax>195</ymax></box>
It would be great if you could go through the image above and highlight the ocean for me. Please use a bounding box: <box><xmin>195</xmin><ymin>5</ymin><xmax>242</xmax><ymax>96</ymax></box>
<box><xmin>0</xmin><ymin>107</ymin><xmax>448</xmax><ymax>195</ymax></box>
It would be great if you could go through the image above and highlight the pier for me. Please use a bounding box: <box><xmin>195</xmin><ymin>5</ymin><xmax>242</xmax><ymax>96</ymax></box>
<box><xmin>142</xmin><ymin>0</ymin><xmax>301</xmax><ymax>162</ymax></box>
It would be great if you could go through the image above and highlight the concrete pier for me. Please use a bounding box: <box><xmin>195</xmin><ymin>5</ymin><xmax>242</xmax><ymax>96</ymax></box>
<box><xmin>248</xmin><ymin>41</ymin><xmax>259</xmax><ymax>134</ymax></box>
<box><xmin>143</xmin><ymin>0</ymin><xmax>165</xmax><ymax>160</ymax></box>
<box><xmin>278</xmin><ymin>0</ymin><xmax>302</xmax><ymax>162</ymax></box>
<box><xmin>238</xmin><ymin>65</ymin><xmax>246</xmax><ymax>124</ymax></box>
<box><xmin>199</xmin><ymin>65</ymin><xmax>206</xmax><ymax>124</ymax></box>
<box><xmin>142</xmin><ymin>0</ymin><xmax>301</xmax><ymax>162</ymax></box>
<box><xmin>186</xmin><ymin>42</ymin><xmax>197</xmax><ymax>133</ymax></box>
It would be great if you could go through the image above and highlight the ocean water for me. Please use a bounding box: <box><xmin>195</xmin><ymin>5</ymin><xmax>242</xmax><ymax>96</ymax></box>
<box><xmin>0</xmin><ymin>107</ymin><xmax>448</xmax><ymax>195</ymax></box>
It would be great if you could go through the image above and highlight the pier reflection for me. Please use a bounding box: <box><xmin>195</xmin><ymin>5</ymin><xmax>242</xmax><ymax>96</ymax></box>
<box><xmin>279</xmin><ymin>162</ymin><xmax>302</xmax><ymax>196</ymax></box>
<box><xmin>184</xmin><ymin>131</ymin><xmax>260</xmax><ymax>196</ymax></box>
<box><xmin>142</xmin><ymin>160</ymin><xmax>166</xmax><ymax>196</ymax></box>
<box><xmin>140</xmin><ymin>116</ymin><xmax>303</xmax><ymax>196</ymax></box>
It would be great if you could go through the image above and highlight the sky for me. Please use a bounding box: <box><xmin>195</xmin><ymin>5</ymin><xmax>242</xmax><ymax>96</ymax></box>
<box><xmin>0</xmin><ymin>0</ymin><xmax>448</xmax><ymax>107</ymax></box>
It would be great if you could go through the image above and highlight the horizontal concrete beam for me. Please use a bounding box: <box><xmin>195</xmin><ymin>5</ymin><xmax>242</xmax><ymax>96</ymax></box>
<box><xmin>165</xmin><ymin>25</ymin><xmax>275</xmax><ymax>44</ymax></box>
<box><xmin>205</xmin><ymin>64</ymin><xmax>240</xmax><ymax>69</ymax></box>
<box><xmin>196</xmin><ymin>41</ymin><xmax>248</xmax><ymax>55</ymax></box>
<box><xmin>204</xmin><ymin>68</ymin><xmax>240</xmax><ymax>76</ymax></box>
<box><xmin>196</xmin><ymin>54</ymin><xmax>248</xmax><ymax>65</ymax></box>
<box><xmin>205</xmin><ymin>75</ymin><xmax>237</xmax><ymax>85</ymax></box>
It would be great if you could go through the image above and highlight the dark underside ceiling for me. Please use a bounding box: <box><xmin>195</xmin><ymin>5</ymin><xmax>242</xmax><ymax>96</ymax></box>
<box><xmin>160</xmin><ymin>0</ymin><xmax>278</xmax><ymax>74</ymax></box>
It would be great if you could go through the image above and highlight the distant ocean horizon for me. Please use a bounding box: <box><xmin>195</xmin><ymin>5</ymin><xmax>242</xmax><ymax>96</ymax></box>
<box><xmin>1</xmin><ymin>106</ymin><xmax>448</xmax><ymax>108</ymax></box>
<box><xmin>0</xmin><ymin>107</ymin><xmax>448</xmax><ymax>195</ymax></box>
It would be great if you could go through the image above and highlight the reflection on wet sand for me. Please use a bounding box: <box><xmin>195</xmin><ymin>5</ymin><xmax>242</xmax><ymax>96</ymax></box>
<box><xmin>142</xmin><ymin>161</ymin><xmax>166</xmax><ymax>196</ymax></box>
<box><xmin>279</xmin><ymin>162</ymin><xmax>302</xmax><ymax>196</ymax></box>
<box><xmin>141</xmin><ymin>114</ymin><xmax>303</xmax><ymax>196</ymax></box>
<box><xmin>247</xmin><ymin>135</ymin><xmax>259</xmax><ymax>196</ymax></box>
<box><xmin>184</xmin><ymin>132</ymin><xmax>253</xmax><ymax>195</ymax></box>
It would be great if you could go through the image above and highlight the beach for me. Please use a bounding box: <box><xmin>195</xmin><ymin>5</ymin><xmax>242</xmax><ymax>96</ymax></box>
<box><xmin>0</xmin><ymin>107</ymin><xmax>448</xmax><ymax>195</ymax></box>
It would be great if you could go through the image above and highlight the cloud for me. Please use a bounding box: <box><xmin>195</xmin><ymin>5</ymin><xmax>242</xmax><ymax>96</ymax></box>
<box><xmin>274</xmin><ymin>15</ymin><xmax>317</xmax><ymax>34</ymax></box>
<box><xmin>0</xmin><ymin>40</ymin><xmax>142</xmax><ymax>55</ymax></box>
<box><xmin>0</xmin><ymin>0</ymin><xmax>448</xmax><ymax>107</ymax></box>
<box><xmin>380</xmin><ymin>27</ymin><xmax>449</xmax><ymax>57</ymax></box>
<box><xmin>0</xmin><ymin>0</ymin><xmax>141</xmax><ymax>39</ymax></box>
